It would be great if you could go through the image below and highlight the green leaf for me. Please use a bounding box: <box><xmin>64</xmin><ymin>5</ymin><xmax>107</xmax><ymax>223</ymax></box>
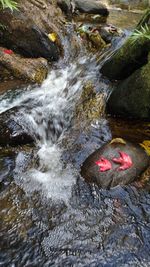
<box><xmin>129</xmin><ymin>23</ymin><xmax>150</xmax><ymax>45</ymax></box>
<box><xmin>0</xmin><ymin>0</ymin><xmax>18</xmax><ymax>11</ymax></box>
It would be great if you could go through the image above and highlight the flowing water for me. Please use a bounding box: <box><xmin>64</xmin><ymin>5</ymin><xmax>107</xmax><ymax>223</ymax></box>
<box><xmin>0</xmin><ymin>11</ymin><xmax>150</xmax><ymax>267</ymax></box>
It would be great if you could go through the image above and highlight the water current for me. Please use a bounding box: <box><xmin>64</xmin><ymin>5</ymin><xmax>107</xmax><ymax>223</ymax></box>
<box><xmin>0</xmin><ymin>15</ymin><xmax>150</xmax><ymax>267</ymax></box>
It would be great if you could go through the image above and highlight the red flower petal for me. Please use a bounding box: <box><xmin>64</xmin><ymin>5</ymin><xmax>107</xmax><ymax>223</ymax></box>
<box><xmin>3</xmin><ymin>49</ymin><xmax>13</xmax><ymax>55</ymax></box>
<box><xmin>112</xmin><ymin>151</ymin><xmax>133</xmax><ymax>171</ymax></box>
<box><xmin>95</xmin><ymin>157</ymin><xmax>112</xmax><ymax>172</ymax></box>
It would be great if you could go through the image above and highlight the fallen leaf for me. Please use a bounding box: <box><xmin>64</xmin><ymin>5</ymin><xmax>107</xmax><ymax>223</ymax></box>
<box><xmin>110</xmin><ymin>138</ymin><xmax>126</xmax><ymax>145</ymax></box>
<box><xmin>95</xmin><ymin>157</ymin><xmax>112</xmax><ymax>172</ymax></box>
<box><xmin>3</xmin><ymin>49</ymin><xmax>13</xmax><ymax>55</ymax></box>
<box><xmin>112</xmin><ymin>151</ymin><xmax>133</xmax><ymax>171</ymax></box>
<box><xmin>140</xmin><ymin>140</ymin><xmax>150</xmax><ymax>156</ymax></box>
<box><xmin>48</xmin><ymin>33</ymin><xmax>57</xmax><ymax>42</ymax></box>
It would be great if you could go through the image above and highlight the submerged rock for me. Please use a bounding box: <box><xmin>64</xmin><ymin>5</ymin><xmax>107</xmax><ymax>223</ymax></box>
<box><xmin>107</xmin><ymin>55</ymin><xmax>150</xmax><ymax>120</ymax></box>
<box><xmin>0</xmin><ymin>0</ymin><xmax>65</xmax><ymax>61</ymax></box>
<box><xmin>0</xmin><ymin>47</ymin><xmax>48</xmax><ymax>84</ymax></box>
<box><xmin>81</xmin><ymin>138</ymin><xmax>149</xmax><ymax>189</ymax></box>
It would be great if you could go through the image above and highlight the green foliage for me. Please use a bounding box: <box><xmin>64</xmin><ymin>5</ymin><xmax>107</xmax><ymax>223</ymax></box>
<box><xmin>0</xmin><ymin>0</ymin><xmax>18</xmax><ymax>11</ymax></box>
<box><xmin>130</xmin><ymin>24</ymin><xmax>150</xmax><ymax>44</ymax></box>
<box><xmin>0</xmin><ymin>23</ymin><xmax>6</xmax><ymax>29</ymax></box>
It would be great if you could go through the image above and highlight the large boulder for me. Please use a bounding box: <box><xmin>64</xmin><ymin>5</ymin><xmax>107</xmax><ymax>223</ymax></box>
<box><xmin>74</xmin><ymin>0</ymin><xmax>109</xmax><ymax>16</ymax></box>
<box><xmin>57</xmin><ymin>0</ymin><xmax>109</xmax><ymax>16</ymax></box>
<box><xmin>57</xmin><ymin>0</ymin><xmax>109</xmax><ymax>23</ymax></box>
<box><xmin>107</xmin><ymin>55</ymin><xmax>150</xmax><ymax>120</ymax></box>
<box><xmin>81</xmin><ymin>138</ymin><xmax>149</xmax><ymax>189</ymax></box>
<box><xmin>0</xmin><ymin>47</ymin><xmax>48</xmax><ymax>84</ymax></box>
<box><xmin>101</xmin><ymin>9</ymin><xmax>150</xmax><ymax>80</ymax></box>
<box><xmin>0</xmin><ymin>0</ymin><xmax>66</xmax><ymax>61</ymax></box>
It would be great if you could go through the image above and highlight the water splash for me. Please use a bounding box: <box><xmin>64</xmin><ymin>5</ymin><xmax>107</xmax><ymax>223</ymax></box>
<box><xmin>10</xmin><ymin>56</ymin><xmax>102</xmax><ymax>203</ymax></box>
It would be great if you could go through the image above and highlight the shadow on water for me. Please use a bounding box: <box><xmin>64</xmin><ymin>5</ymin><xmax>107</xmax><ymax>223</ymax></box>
<box><xmin>0</xmin><ymin>10</ymin><xmax>150</xmax><ymax>267</ymax></box>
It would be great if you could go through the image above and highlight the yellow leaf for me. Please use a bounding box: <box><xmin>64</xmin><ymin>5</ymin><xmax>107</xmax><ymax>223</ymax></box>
<box><xmin>140</xmin><ymin>140</ymin><xmax>150</xmax><ymax>156</ymax></box>
<box><xmin>110</xmin><ymin>138</ymin><xmax>126</xmax><ymax>145</ymax></box>
<box><xmin>48</xmin><ymin>33</ymin><xmax>57</xmax><ymax>42</ymax></box>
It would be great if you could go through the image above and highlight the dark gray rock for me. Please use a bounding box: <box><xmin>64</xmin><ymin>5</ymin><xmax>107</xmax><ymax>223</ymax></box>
<box><xmin>74</xmin><ymin>0</ymin><xmax>109</xmax><ymax>16</ymax></box>
<box><xmin>101</xmin><ymin>36</ymin><xmax>150</xmax><ymax>80</ymax></box>
<box><xmin>81</xmin><ymin>139</ymin><xmax>149</xmax><ymax>189</ymax></box>
<box><xmin>57</xmin><ymin>0</ymin><xmax>73</xmax><ymax>15</ymax></box>
<box><xmin>107</xmin><ymin>56</ymin><xmax>150</xmax><ymax>120</ymax></box>
<box><xmin>0</xmin><ymin>1</ymin><xmax>66</xmax><ymax>61</ymax></box>
<box><xmin>0</xmin><ymin>108</ymin><xmax>33</xmax><ymax>146</ymax></box>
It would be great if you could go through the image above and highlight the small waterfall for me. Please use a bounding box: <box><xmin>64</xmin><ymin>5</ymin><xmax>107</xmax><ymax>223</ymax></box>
<box><xmin>0</xmin><ymin>26</ymin><xmax>128</xmax><ymax>203</ymax></box>
<box><xmin>8</xmin><ymin>55</ymin><xmax>102</xmax><ymax>203</ymax></box>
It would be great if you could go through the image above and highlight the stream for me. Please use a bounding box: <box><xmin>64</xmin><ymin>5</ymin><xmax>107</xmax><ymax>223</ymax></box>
<box><xmin>0</xmin><ymin>9</ymin><xmax>150</xmax><ymax>267</ymax></box>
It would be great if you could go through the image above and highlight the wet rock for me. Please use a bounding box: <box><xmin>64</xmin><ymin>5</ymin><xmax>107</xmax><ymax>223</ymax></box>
<box><xmin>0</xmin><ymin>65</ymin><xmax>11</xmax><ymax>82</ymax></box>
<box><xmin>0</xmin><ymin>148</ymin><xmax>15</xmax><ymax>191</ymax></box>
<box><xmin>71</xmin><ymin>0</ymin><xmax>109</xmax><ymax>23</ymax></box>
<box><xmin>74</xmin><ymin>0</ymin><xmax>109</xmax><ymax>16</ymax></box>
<box><xmin>107</xmin><ymin>54</ymin><xmax>150</xmax><ymax>120</ymax></box>
<box><xmin>99</xmin><ymin>24</ymin><xmax>123</xmax><ymax>43</ymax></box>
<box><xmin>57</xmin><ymin>0</ymin><xmax>109</xmax><ymax>16</ymax></box>
<box><xmin>0</xmin><ymin>0</ymin><xmax>65</xmax><ymax>61</ymax></box>
<box><xmin>57</xmin><ymin>0</ymin><xmax>74</xmax><ymax>17</ymax></box>
<box><xmin>101</xmin><ymin>9</ymin><xmax>150</xmax><ymax>80</ymax></box>
<box><xmin>81</xmin><ymin>138</ymin><xmax>149</xmax><ymax>189</ymax></box>
<box><xmin>0</xmin><ymin>108</ymin><xmax>33</xmax><ymax>147</ymax></box>
<box><xmin>0</xmin><ymin>80</ymin><xmax>27</xmax><ymax>95</ymax></box>
<box><xmin>78</xmin><ymin>23</ymin><xmax>122</xmax><ymax>49</ymax></box>
<box><xmin>75</xmin><ymin>82</ymin><xmax>106</xmax><ymax>122</ymax></box>
<box><xmin>77</xmin><ymin>25</ymin><xmax>106</xmax><ymax>51</ymax></box>
<box><xmin>0</xmin><ymin>47</ymin><xmax>48</xmax><ymax>84</ymax></box>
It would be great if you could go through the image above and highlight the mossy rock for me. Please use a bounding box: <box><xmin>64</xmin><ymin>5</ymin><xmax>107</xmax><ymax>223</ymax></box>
<box><xmin>101</xmin><ymin>9</ymin><xmax>150</xmax><ymax>80</ymax></box>
<box><xmin>107</xmin><ymin>55</ymin><xmax>150</xmax><ymax>120</ymax></box>
<box><xmin>75</xmin><ymin>82</ymin><xmax>106</xmax><ymax>123</ymax></box>
<box><xmin>78</xmin><ymin>25</ymin><xmax>106</xmax><ymax>52</ymax></box>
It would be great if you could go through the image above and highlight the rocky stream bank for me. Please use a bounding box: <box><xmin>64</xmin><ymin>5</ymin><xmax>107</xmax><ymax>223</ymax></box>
<box><xmin>0</xmin><ymin>1</ymin><xmax>150</xmax><ymax>266</ymax></box>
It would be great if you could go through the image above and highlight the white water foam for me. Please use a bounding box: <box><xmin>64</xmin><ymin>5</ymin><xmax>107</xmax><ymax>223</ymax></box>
<box><xmin>9</xmin><ymin>56</ymin><xmax>101</xmax><ymax>203</ymax></box>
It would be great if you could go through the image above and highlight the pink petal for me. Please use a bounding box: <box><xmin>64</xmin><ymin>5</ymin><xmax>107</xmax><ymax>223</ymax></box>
<box><xmin>95</xmin><ymin>157</ymin><xmax>112</xmax><ymax>172</ymax></box>
<box><xmin>4</xmin><ymin>49</ymin><xmax>13</xmax><ymax>55</ymax></box>
<box><xmin>112</xmin><ymin>151</ymin><xmax>133</xmax><ymax>171</ymax></box>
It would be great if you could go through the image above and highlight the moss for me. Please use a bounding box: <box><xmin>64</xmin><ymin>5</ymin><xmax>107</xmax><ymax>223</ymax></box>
<box><xmin>75</xmin><ymin>82</ymin><xmax>106</xmax><ymax>123</ymax></box>
<box><xmin>88</xmin><ymin>31</ymin><xmax>106</xmax><ymax>49</ymax></box>
<box><xmin>77</xmin><ymin>25</ymin><xmax>106</xmax><ymax>52</ymax></box>
<box><xmin>107</xmin><ymin>56</ymin><xmax>150</xmax><ymax>119</ymax></box>
<box><xmin>101</xmin><ymin>9</ymin><xmax>150</xmax><ymax>80</ymax></box>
